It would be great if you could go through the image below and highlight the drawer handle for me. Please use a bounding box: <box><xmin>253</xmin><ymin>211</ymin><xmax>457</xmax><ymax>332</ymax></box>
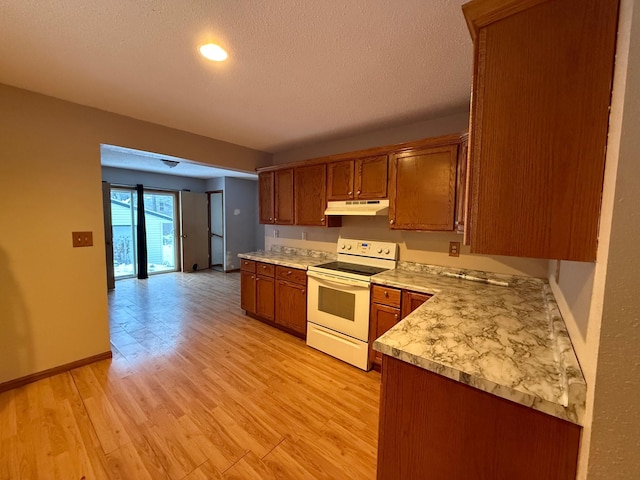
<box><xmin>301</xmin><ymin>289</ymin><xmax>305</xmax><ymax>294</ymax></box>
<box><xmin>384</xmin><ymin>291</ymin><xmax>389</xmax><ymax>297</ymax></box>
<box><xmin>389</xmin><ymin>219</ymin><xmax>395</xmax><ymax>225</ymax></box>
<box><xmin>287</xmin><ymin>271</ymin><xmax>292</xmax><ymax>275</ymax></box>
<box><xmin>394</xmin><ymin>314</ymin><xmax>398</xmax><ymax>319</ymax></box>
<box><xmin>262</xmin><ymin>265</ymin><xmax>267</xmax><ymax>269</ymax></box>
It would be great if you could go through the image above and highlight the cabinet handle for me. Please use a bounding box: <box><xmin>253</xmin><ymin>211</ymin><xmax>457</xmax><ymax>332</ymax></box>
<box><xmin>357</xmin><ymin>190</ymin><xmax>361</xmax><ymax>195</ymax></box>
<box><xmin>251</xmin><ymin>275</ymin><xmax>255</xmax><ymax>279</ymax></box>
<box><xmin>321</xmin><ymin>218</ymin><xmax>325</xmax><ymax>222</ymax></box>
<box><xmin>256</xmin><ymin>277</ymin><xmax>259</xmax><ymax>281</ymax></box>
<box><xmin>394</xmin><ymin>314</ymin><xmax>398</xmax><ymax>319</ymax></box>
<box><xmin>287</xmin><ymin>271</ymin><xmax>292</xmax><ymax>275</ymax></box>
<box><xmin>275</xmin><ymin>218</ymin><xmax>278</xmax><ymax>222</ymax></box>
<box><xmin>348</xmin><ymin>191</ymin><xmax>352</xmax><ymax>195</ymax></box>
<box><xmin>384</xmin><ymin>291</ymin><xmax>389</xmax><ymax>297</ymax></box>
<box><xmin>301</xmin><ymin>290</ymin><xmax>305</xmax><ymax>294</ymax></box>
<box><xmin>269</xmin><ymin>217</ymin><xmax>273</xmax><ymax>221</ymax></box>
<box><xmin>262</xmin><ymin>265</ymin><xmax>267</xmax><ymax>269</ymax></box>
<box><xmin>389</xmin><ymin>219</ymin><xmax>395</xmax><ymax>225</ymax></box>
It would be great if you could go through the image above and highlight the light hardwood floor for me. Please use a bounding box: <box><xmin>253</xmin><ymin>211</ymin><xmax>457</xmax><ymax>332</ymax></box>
<box><xmin>0</xmin><ymin>270</ymin><xmax>381</xmax><ymax>479</ymax></box>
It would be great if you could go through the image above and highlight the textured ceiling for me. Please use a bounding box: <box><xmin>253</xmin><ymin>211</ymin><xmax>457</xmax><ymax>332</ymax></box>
<box><xmin>0</xmin><ymin>0</ymin><xmax>472</xmax><ymax>153</ymax></box>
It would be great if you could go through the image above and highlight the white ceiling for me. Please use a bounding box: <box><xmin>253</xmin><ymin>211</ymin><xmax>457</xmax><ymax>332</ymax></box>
<box><xmin>100</xmin><ymin>145</ymin><xmax>258</xmax><ymax>179</ymax></box>
<box><xmin>0</xmin><ymin>1</ymin><xmax>472</xmax><ymax>154</ymax></box>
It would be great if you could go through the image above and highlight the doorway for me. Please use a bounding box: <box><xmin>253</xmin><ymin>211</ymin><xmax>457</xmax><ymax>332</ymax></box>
<box><xmin>110</xmin><ymin>187</ymin><xmax>179</xmax><ymax>279</ymax></box>
<box><xmin>208</xmin><ymin>190</ymin><xmax>224</xmax><ymax>271</ymax></box>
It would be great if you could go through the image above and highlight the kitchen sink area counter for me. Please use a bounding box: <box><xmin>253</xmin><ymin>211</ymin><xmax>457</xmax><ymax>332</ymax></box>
<box><xmin>372</xmin><ymin>262</ymin><xmax>586</xmax><ymax>425</ymax></box>
<box><xmin>238</xmin><ymin>245</ymin><xmax>336</xmax><ymax>270</ymax></box>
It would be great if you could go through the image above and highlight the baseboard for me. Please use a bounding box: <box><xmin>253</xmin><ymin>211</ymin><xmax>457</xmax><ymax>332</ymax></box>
<box><xmin>0</xmin><ymin>350</ymin><xmax>113</xmax><ymax>393</ymax></box>
<box><xmin>225</xmin><ymin>268</ymin><xmax>240</xmax><ymax>273</ymax></box>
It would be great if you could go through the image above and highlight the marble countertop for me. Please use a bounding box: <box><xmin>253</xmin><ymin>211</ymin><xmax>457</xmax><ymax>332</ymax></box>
<box><xmin>372</xmin><ymin>265</ymin><xmax>586</xmax><ymax>425</ymax></box>
<box><xmin>238</xmin><ymin>246</ymin><xmax>334</xmax><ymax>270</ymax></box>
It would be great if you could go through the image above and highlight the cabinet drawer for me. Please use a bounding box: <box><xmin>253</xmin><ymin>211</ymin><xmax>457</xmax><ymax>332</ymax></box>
<box><xmin>371</xmin><ymin>285</ymin><xmax>401</xmax><ymax>308</ymax></box>
<box><xmin>240</xmin><ymin>259</ymin><xmax>256</xmax><ymax>273</ymax></box>
<box><xmin>256</xmin><ymin>262</ymin><xmax>275</xmax><ymax>277</ymax></box>
<box><xmin>275</xmin><ymin>266</ymin><xmax>307</xmax><ymax>285</ymax></box>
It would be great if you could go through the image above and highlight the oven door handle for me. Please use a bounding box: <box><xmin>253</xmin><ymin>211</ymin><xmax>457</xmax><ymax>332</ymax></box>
<box><xmin>306</xmin><ymin>270</ymin><xmax>371</xmax><ymax>289</ymax></box>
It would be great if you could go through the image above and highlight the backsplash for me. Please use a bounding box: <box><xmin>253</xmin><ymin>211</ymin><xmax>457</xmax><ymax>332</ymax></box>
<box><xmin>264</xmin><ymin>216</ymin><xmax>550</xmax><ymax>278</ymax></box>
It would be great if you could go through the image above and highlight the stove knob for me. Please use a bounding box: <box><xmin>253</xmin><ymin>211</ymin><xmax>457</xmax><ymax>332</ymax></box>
<box><xmin>384</xmin><ymin>248</ymin><xmax>390</xmax><ymax>254</ymax></box>
<box><xmin>377</xmin><ymin>248</ymin><xmax>383</xmax><ymax>254</ymax></box>
<box><xmin>346</xmin><ymin>245</ymin><xmax>352</xmax><ymax>250</ymax></box>
<box><xmin>341</xmin><ymin>244</ymin><xmax>346</xmax><ymax>250</ymax></box>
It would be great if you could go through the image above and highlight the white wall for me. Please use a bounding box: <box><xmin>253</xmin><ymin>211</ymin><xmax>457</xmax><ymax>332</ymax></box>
<box><xmin>0</xmin><ymin>84</ymin><xmax>270</xmax><ymax>384</ymax></box>
<box><xmin>101</xmin><ymin>165</ymin><xmax>208</xmax><ymax>193</ymax></box>
<box><xmin>223</xmin><ymin>177</ymin><xmax>262</xmax><ymax>270</ymax></box>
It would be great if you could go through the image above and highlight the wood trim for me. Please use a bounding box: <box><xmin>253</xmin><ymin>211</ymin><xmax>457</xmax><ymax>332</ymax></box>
<box><xmin>257</xmin><ymin>132</ymin><xmax>468</xmax><ymax>173</ymax></box>
<box><xmin>0</xmin><ymin>351</ymin><xmax>113</xmax><ymax>393</ymax></box>
<box><xmin>462</xmin><ymin>0</ymin><xmax>551</xmax><ymax>40</ymax></box>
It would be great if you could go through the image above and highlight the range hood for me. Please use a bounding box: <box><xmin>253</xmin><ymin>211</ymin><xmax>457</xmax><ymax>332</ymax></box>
<box><xmin>324</xmin><ymin>199</ymin><xmax>389</xmax><ymax>216</ymax></box>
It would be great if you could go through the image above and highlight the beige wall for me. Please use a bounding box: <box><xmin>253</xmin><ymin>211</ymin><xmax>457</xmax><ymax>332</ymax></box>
<box><xmin>272</xmin><ymin>111</ymin><xmax>470</xmax><ymax>164</ymax></box>
<box><xmin>265</xmin><ymin>217</ymin><xmax>549</xmax><ymax>277</ymax></box>
<box><xmin>0</xmin><ymin>84</ymin><xmax>271</xmax><ymax>384</ymax></box>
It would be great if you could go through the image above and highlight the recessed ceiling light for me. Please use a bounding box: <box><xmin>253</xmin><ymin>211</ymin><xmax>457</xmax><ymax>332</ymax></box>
<box><xmin>199</xmin><ymin>43</ymin><xmax>228</xmax><ymax>62</ymax></box>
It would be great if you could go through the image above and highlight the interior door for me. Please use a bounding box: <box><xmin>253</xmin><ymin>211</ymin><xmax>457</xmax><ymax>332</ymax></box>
<box><xmin>208</xmin><ymin>191</ymin><xmax>224</xmax><ymax>270</ymax></box>
<box><xmin>102</xmin><ymin>182</ymin><xmax>115</xmax><ymax>290</ymax></box>
<box><xmin>180</xmin><ymin>191</ymin><xmax>209</xmax><ymax>272</ymax></box>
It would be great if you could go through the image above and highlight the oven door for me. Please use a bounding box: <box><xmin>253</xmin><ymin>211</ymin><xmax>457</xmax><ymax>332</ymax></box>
<box><xmin>306</xmin><ymin>270</ymin><xmax>371</xmax><ymax>342</ymax></box>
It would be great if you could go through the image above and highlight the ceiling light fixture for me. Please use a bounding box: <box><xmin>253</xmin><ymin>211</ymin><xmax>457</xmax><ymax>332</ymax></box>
<box><xmin>199</xmin><ymin>43</ymin><xmax>228</xmax><ymax>62</ymax></box>
<box><xmin>162</xmin><ymin>159</ymin><xmax>180</xmax><ymax>168</ymax></box>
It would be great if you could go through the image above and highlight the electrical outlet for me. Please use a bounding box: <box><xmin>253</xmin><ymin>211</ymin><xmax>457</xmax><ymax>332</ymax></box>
<box><xmin>449</xmin><ymin>241</ymin><xmax>460</xmax><ymax>257</ymax></box>
<box><xmin>302</xmin><ymin>231</ymin><xmax>307</xmax><ymax>240</ymax></box>
<box><xmin>273</xmin><ymin>229</ymin><xmax>279</xmax><ymax>238</ymax></box>
<box><xmin>72</xmin><ymin>231</ymin><xmax>93</xmax><ymax>247</ymax></box>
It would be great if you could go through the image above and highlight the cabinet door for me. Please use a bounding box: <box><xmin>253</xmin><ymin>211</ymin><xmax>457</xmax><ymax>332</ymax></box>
<box><xmin>274</xmin><ymin>169</ymin><xmax>294</xmax><ymax>225</ymax></box>
<box><xmin>295</xmin><ymin>164</ymin><xmax>333</xmax><ymax>226</ymax></box>
<box><xmin>356</xmin><ymin>155</ymin><xmax>388</xmax><ymax>199</ymax></box>
<box><xmin>258</xmin><ymin>172</ymin><xmax>275</xmax><ymax>224</ymax></box>
<box><xmin>389</xmin><ymin>145</ymin><xmax>458</xmax><ymax>231</ymax></box>
<box><xmin>368</xmin><ymin>303</ymin><xmax>401</xmax><ymax>368</ymax></box>
<box><xmin>276</xmin><ymin>279</ymin><xmax>307</xmax><ymax>336</ymax></box>
<box><xmin>401</xmin><ymin>291</ymin><xmax>432</xmax><ymax>319</ymax></box>
<box><xmin>240</xmin><ymin>271</ymin><xmax>256</xmax><ymax>314</ymax></box>
<box><xmin>256</xmin><ymin>275</ymin><xmax>275</xmax><ymax>321</ymax></box>
<box><xmin>327</xmin><ymin>160</ymin><xmax>354</xmax><ymax>201</ymax></box>
<box><xmin>463</xmin><ymin>0</ymin><xmax>618</xmax><ymax>261</ymax></box>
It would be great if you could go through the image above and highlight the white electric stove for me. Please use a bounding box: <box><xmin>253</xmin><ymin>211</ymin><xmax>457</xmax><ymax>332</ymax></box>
<box><xmin>306</xmin><ymin>238</ymin><xmax>398</xmax><ymax>370</ymax></box>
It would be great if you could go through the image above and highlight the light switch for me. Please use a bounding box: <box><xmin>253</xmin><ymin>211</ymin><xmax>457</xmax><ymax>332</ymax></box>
<box><xmin>72</xmin><ymin>231</ymin><xmax>93</xmax><ymax>247</ymax></box>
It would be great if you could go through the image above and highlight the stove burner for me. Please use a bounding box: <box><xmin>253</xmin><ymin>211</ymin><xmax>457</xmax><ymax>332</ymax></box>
<box><xmin>313</xmin><ymin>261</ymin><xmax>388</xmax><ymax>277</ymax></box>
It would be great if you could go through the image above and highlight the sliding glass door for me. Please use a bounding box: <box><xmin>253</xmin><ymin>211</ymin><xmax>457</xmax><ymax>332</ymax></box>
<box><xmin>110</xmin><ymin>188</ymin><xmax>178</xmax><ymax>279</ymax></box>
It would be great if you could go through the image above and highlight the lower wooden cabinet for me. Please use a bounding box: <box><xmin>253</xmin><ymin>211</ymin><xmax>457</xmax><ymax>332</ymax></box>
<box><xmin>377</xmin><ymin>355</ymin><xmax>581</xmax><ymax>480</ymax></box>
<box><xmin>369</xmin><ymin>285</ymin><xmax>432</xmax><ymax>370</ymax></box>
<box><xmin>275</xmin><ymin>279</ymin><xmax>307</xmax><ymax>336</ymax></box>
<box><xmin>240</xmin><ymin>260</ymin><xmax>308</xmax><ymax>339</ymax></box>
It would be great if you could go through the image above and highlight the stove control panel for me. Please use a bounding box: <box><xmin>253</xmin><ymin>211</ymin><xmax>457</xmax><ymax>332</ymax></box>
<box><xmin>338</xmin><ymin>238</ymin><xmax>398</xmax><ymax>261</ymax></box>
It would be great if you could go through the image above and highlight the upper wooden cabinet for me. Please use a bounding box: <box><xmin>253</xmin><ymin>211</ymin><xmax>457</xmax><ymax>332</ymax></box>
<box><xmin>388</xmin><ymin>140</ymin><xmax>463</xmax><ymax>231</ymax></box>
<box><xmin>327</xmin><ymin>155</ymin><xmax>388</xmax><ymax>201</ymax></box>
<box><xmin>462</xmin><ymin>0</ymin><xmax>619</xmax><ymax>261</ymax></box>
<box><xmin>259</xmin><ymin>170</ymin><xmax>294</xmax><ymax>225</ymax></box>
<box><xmin>258</xmin><ymin>172</ymin><xmax>274</xmax><ymax>224</ymax></box>
<box><xmin>295</xmin><ymin>164</ymin><xmax>341</xmax><ymax>227</ymax></box>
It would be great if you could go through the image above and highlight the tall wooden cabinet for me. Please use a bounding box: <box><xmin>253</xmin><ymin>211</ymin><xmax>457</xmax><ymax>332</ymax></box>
<box><xmin>462</xmin><ymin>0</ymin><xmax>619</xmax><ymax>261</ymax></box>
